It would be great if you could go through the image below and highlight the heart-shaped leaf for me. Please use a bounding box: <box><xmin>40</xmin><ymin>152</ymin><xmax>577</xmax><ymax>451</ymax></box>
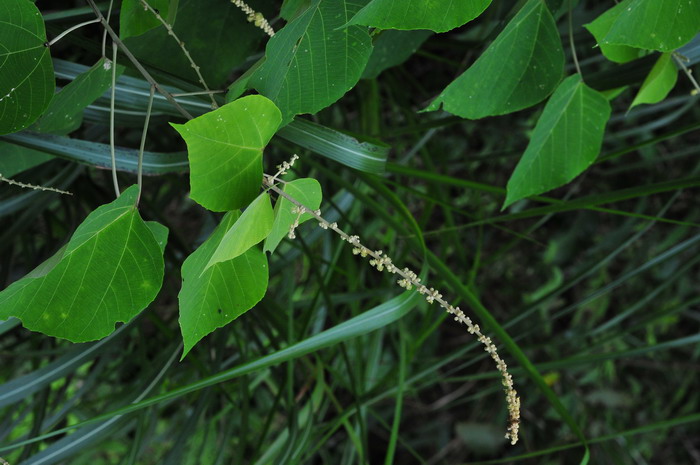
<box><xmin>264</xmin><ymin>178</ymin><xmax>322</xmax><ymax>254</ymax></box>
<box><xmin>630</xmin><ymin>52</ymin><xmax>678</xmax><ymax>109</ymax></box>
<box><xmin>0</xmin><ymin>186</ymin><xmax>167</xmax><ymax>341</ymax></box>
<box><xmin>0</xmin><ymin>0</ymin><xmax>55</xmax><ymax>135</ymax></box>
<box><xmin>171</xmin><ymin>95</ymin><xmax>281</xmax><ymax>212</ymax></box>
<box><xmin>179</xmin><ymin>211</ymin><xmax>268</xmax><ymax>358</ymax></box>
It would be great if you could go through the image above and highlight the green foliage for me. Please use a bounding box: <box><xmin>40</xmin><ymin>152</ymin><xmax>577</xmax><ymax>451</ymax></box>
<box><xmin>597</xmin><ymin>0</ymin><xmax>700</xmax><ymax>52</ymax></box>
<box><xmin>630</xmin><ymin>53</ymin><xmax>679</xmax><ymax>108</ymax></box>
<box><xmin>264</xmin><ymin>178</ymin><xmax>322</xmax><ymax>253</ymax></box>
<box><xmin>362</xmin><ymin>30</ymin><xmax>433</xmax><ymax>79</ymax></box>
<box><xmin>0</xmin><ymin>186</ymin><xmax>167</xmax><ymax>342</ymax></box>
<box><xmin>504</xmin><ymin>75</ymin><xmax>611</xmax><ymax>208</ymax></box>
<box><xmin>119</xmin><ymin>0</ymin><xmax>174</xmax><ymax>39</ymax></box>
<box><xmin>206</xmin><ymin>192</ymin><xmax>274</xmax><ymax>270</ymax></box>
<box><xmin>251</xmin><ymin>0</ymin><xmax>373</xmax><ymax>122</ymax></box>
<box><xmin>32</xmin><ymin>58</ymin><xmax>121</xmax><ymax>134</ymax></box>
<box><xmin>0</xmin><ymin>0</ymin><xmax>55</xmax><ymax>135</ymax></box>
<box><xmin>171</xmin><ymin>95</ymin><xmax>281</xmax><ymax>211</ymax></box>
<box><xmin>347</xmin><ymin>0</ymin><xmax>492</xmax><ymax>33</ymax></box>
<box><xmin>584</xmin><ymin>1</ymin><xmax>645</xmax><ymax>63</ymax></box>
<box><xmin>178</xmin><ymin>211</ymin><xmax>268</xmax><ymax>358</ymax></box>
<box><xmin>426</xmin><ymin>0</ymin><xmax>564</xmax><ymax>119</ymax></box>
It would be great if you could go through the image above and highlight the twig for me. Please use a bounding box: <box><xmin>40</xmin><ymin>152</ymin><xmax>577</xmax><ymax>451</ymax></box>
<box><xmin>136</xmin><ymin>85</ymin><xmax>156</xmax><ymax>207</ymax></box>
<box><xmin>673</xmin><ymin>53</ymin><xmax>700</xmax><ymax>95</ymax></box>
<box><xmin>109</xmin><ymin>41</ymin><xmax>121</xmax><ymax>198</ymax></box>
<box><xmin>85</xmin><ymin>0</ymin><xmax>194</xmax><ymax>120</ymax></box>
<box><xmin>139</xmin><ymin>0</ymin><xmax>219</xmax><ymax>109</ymax></box>
<box><xmin>47</xmin><ymin>18</ymin><xmax>101</xmax><ymax>47</ymax></box>
<box><xmin>0</xmin><ymin>173</ymin><xmax>72</xmax><ymax>195</ymax></box>
<box><xmin>568</xmin><ymin>0</ymin><xmax>582</xmax><ymax>78</ymax></box>
<box><xmin>101</xmin><ymin>0</ymin><xmax>114</xmax><ymax>57</ymax></box>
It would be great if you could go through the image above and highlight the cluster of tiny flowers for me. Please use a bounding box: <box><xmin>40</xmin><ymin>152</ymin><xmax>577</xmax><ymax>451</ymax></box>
<box><xmin>267</xmin><ymin>179</ymin><xmax>521</xmax><ymax>445</ymax></box>
<box><xmin>231</xmin><ymin>0</ymin><xmax>276</xmax><ymax>37</ymax></box>
<box><xmin>0</xmin><ymin>173</ymin><xmax>72</xmax><ymax>196</ymax></box>
<box><xmin>276</xmin><ymin>154</ymin><xmax>299</xmax><ymax>177</ymax></box>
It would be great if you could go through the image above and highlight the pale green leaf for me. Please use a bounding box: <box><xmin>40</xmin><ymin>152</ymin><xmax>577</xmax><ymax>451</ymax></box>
<box><xmin>179</xmin><ymin>211</ymin><xmax>268</xmax><ymax>358</ymax></box>
<box><xmin>0</xmin><ymin>142</ymin><xmax>53</xmax><ymax>177</ymax></box>
<box><xmin>584</xmin><ymin>0</ymin><xmax>646</xmax><ymax>63</ymax></box>
<box><xmin>264</xmin><ymin>178</ymin><xmax>322</xmax><ymax>254</ymax></box>
<box><xmin>601</xmin><ymin>0</ymin><xmax>700</xmax><ymax>52</ymax></box>
<box><xmin>425</xmin><ymin>0</ymin><xmax>564</xmax><ymax>119</ymax></box>
<box><xmin>504</xmin><ymin>74</ymin><xmax>611</xmax><ymax>209</ymax></box>
<box><xmin>206</xmin><ymin>192</ymin><xmax>274</xmax><ymax>270</ymax></box>
<box><xmin>119</xmin><ymin>0</ymin><xmax>173</xmax><ymax>39</ymax></box>
<box><xmin>362</xmin><ymin>30</ymin><xmax>432</xmax><ymax>79</ymax></box>
<box><xmin>32</xmin><ymin>58</ymin><xmax>122</xmax><ymax>134</ymax></box>
<box><xmin>251</xmin><ymin>0</ymin><xmax>373</xmax><ymax>122</ymax></box>
<box><xmin>347</xmin><ymin>0</ymin><xmax>492</xmax><ymax>33</ymax></box>
<box><xmin>0</xmin><ymin>0</ymin><xmax>55</xmax><ymax>135</ymax></box>
<box><xmin>170</xmin><ymin>95</ymin><xmax>281</xmax><ymax>212</ymax></box>
<box><xmin>0</xmin><ymin>185</ymin><xmax>167</xmax><ymax>342</ymax></box>
<box><xmin>630</xmin><ymin>52</ymin><xmax>678</xmax><ymax>108</ymax></box>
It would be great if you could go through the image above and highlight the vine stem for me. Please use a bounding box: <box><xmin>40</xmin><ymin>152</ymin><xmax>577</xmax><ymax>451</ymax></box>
<box><xmin>0</xmin><ymin>174</ymin><xmax>72</xmax><ymax>195</ymax></box>
<box><xmin>109</xmin><ymin>41</ymin><xmax>120</xmax><ymax>198</ymax></box>
<box><xmin>568</xmin><ymin>0</ymin><xmax>582</xmax><ymax>78</ymax></box>
<box><xmin>85</xmin><ymin>0</ymin><xmax>194</xmax><ymax>120</ymax></box>
<box><xmin>136</xmin><ymin>85</ymin><xmax>156</xmax><ymax>207</ymax></box>
<box><xmin>673</xmin><ymin>53</ymin><xmax>700</xmax><ymax>94</ymax></box>
<box><xmin>47</xmin><ymin>18</ymin><xmax>101</xmax><ymax>46</ymax></box>
<box><xmin>138</xmin><ymin>0</ymin><xmax>219</xmax><ymax>109</ymax></box>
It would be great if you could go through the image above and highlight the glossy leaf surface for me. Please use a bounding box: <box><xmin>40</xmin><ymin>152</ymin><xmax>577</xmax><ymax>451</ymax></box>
<box><xmin>426</xmin><ymin>0</ymin><xmax>564</xmax><ymax>119</ymax></box>
<box><xmin>179</xmin><ymin>212</ymin><xmax>268</xmax><ymax>358</ymax></box>
<box><xmin>347</xmin><ymin>0</ymin><xmax>492</xmax><ymax>33</ymax></box>
<box><xmin>0</xmin><ymin>0</ymin><xmax>55</xmax><ymax>135</ymax></box>
<box><xmin>206</xmin><ymin>192</ymin><xmax>274</xmax><ymax>270</ymax></box>
<box><xmin>171</xmin><ymin>95</ymin><xmax>281</xmax><ymax>212</ymax></box>
<box><xmin>264</xmin><ymin>178</ymin><xmax>322</xmax><ymax>254</ymax></box>
<box><xmin>504</xmin><ymin>75</ymin><xmax>611</xmax><ymax>208</ymax></box>
<box><xmin>251</xmin><ymin>0</ymin><xmax>373</xmax><ymax>122</ymax></box>
<box><xmin>0</xmin><ymin>186</ymin><xmax>167</xmax><ymax>341</ymax></box>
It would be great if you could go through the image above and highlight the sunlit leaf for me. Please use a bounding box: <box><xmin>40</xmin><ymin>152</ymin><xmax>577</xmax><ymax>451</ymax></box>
<box><xmin>630</xmin><ymin>52</ymin><xmax>678</xmax><ymax>108</ymax></box>
<box><xmin>0</xmin><ymin>0</ymin><xmax>55</xmax><ymax>135</ymax></box>
<box><xmin>251</xmin><ymin>0</ymin><xmax>373</xmax><ymax>122</ymax></box>
<box><xmin>179</xmin><ymin>211</ymin><xmax>268</xmax><ymax>358</ymax></box>
<box><xmin>504</xmin><ymin>74</ymin><xmax>611</xmax><ymax>209</ymax></box>
<box><xmin>264</xmin><ymin>178</ymin><xmax>322</xmax><ymax>254</ymax></box>
<box><xmin>599</xmin><ymin>0</ymin><xmax>700</xmax><ymax>52</ymax></box>
<box><xmin>425</xmin><ymin>0</ymin><xmax>564</xmax><ymax>119</ymax></box>
<box><xmin>170</xmin><ymin>95</ymin><xmax>281</xmax><ymax>212</ymax></box>
<box><xmin>0</xmin><ymin>186</ymin><xmax>167</xmax><ymax>342</ymax></box>
<box><xmin>32</xmin><ymin>58</ymin><xmax>122</xmax><ymax>134</ymax></box>
<box><xmin>346</xmin><ymin>0</ymin><xmax>492</xmax><ymax>33</ymax></box>
<box><xmin>206</xmin><ymin>192</ymin><xmax>274</xmax><ymax>270</ymax></box>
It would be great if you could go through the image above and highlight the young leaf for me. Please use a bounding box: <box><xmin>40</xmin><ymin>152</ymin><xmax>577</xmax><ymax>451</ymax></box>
<box><xmin>346</xmin><ymin>0</ymin><xmax>492</xmax><ymax>33</ymax></box>
<box><xmin>0</xmin><ymin>186</ymin><xmax>167</xmax><ymax>342</ymax></box>
<box><xmin>205</xmin><ymin>192</ymin><xmax>274</xmax><ymax>270</ymax></box>
<box><xmin>599</xmin><ymin>0</ymin><xmax>700</xmax><ymax>52</ymax></box>
<box><xmin>425</xmin><ymin>0</ymin><xmax>564</xmax><ymax>119</ymax></box>
<box><xmin>504</xmin><ymin>75</ymin><xmax>611</xmax><ymax>209</ymax></box>
<box><xmin>170</xmin><ymin>95</ymin><xmax>281</xmax><ymax>212</ymax></box>
<box><xmin>630</xmin><ymin>53</ymin><xmax>678</xmax><ymax>109</ymax></box>
<box><xmin>0</xmin><ymin>0</ymin><xmax>55</xmax><ymax>135</ymax></box>
<box><xmin>584</xmin><ymin>0</ymin><xmax>645</xmax><ymax>63</ymax></box>
<box><xmin>264</xmin><ymin>178</ymin><xmax>323</xmax><ymax>254</ymax></box>
<box><xmin>119</xmin><ymin>0</ymin><xmax>173</xmax><ymax>39</ymax></box>
<box><xmin>32</xmin><ymin>58</ymin><xmax>123</xmax><ymax>135</ymax></box>
<box><xmin>251</xmin><ymin>0</ymin><xmax>373</xmax><ymax>122</ymax></box>
<box><xmin>179</xmin><ymin>211</ymin><xmax>268</xmax><ymax>358</ymax></box>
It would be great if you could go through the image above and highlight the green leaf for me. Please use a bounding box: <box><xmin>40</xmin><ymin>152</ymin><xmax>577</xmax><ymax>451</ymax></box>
<box><xmin>205</xmin><ymin>192</ymin><xmax>274</xmax><ymax>270</ymax></box>
<box><xmin>119</xmin><ymin>0</ymin><xmax>173</xmax><ymax>39</ymax></box>
<box><xmin>123</xmin><ymin>0</ymin><xmax>271</xmax><ymax>87</ymax></box>
<box><xmin>251</xmin><ymin>0</ymin><xmax>373</xmax><ymax>122</ymax></box>
<box><xmin>0</xmin><ymin>185</ymin><xmax>167</xmax><ymax>342</ymax></box>
<box><xmin>179</xmin><ymin>211</ymin><xmax>268</xmax><ymax>358</ymax></box>
<box><xmin>264</xmin><ymin>178</ymin><xmax>322</xmax><ymax>254</ymax></box>
<box><xmin>584</xmin><ymin>0</ymin><xmax>646</xmax><ymax>63</ymax></box>
<box><xmin>0</xmin><ymin>142</ymin><xmax>53</xmax><ymax>177</ymax></box>
<box><xmin>0</xmin><ymin>0</ymin><xmax>55</xmax><ymax>135</ymax></box>
<box><xmin>425</xmin><ymin>0</ymin><xmax>564</xmax><ymax>119</ymax></box>
<box><xmin>504</xmin><ymin>74</ymin><xmax>611</xmax><ymax>209</ymax></box>
<box><xmin>32</xmin><ymin>58</ymin><xmax>122</xmax><ymax>134</ymax></box>
<box><xmin>170</xmin><ymin>95</ymin><xmax>281</xmax><ymax>212</ymax></box>
<box><xmin>362</xmin><ymin>30</ymin><xmax>432</xmax><ymax>79</ymax></box>
<box><xmin>630</xmin><ymin>52</ymin><xmax>678</xmax><ymax>108</ymax></box>
<box><xmin>346</xmin><ymin>0</ymin><xmax>492</xmax><ymax>33</ymax></box>
<box><xmin>599</xmin><ymin>0</ymin><xmax>700</xmax><ymax>52</ymax></box>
